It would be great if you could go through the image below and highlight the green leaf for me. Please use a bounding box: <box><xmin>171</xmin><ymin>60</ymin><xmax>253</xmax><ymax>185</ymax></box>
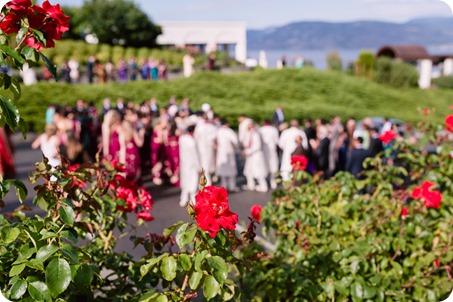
<box><xmin>175</xmin><ymin>223</ymin><xmax>189</xmax><ymax>249</ymax></box>
<box><xmin>28</xmin><ymin>281</ymin><xmax>52</xmax><ymax>301</ymax></box>
<box><xmin>10</xmin><ymin>278</ymin><xmax>27</xmax><ymax>300</ymax></box>
<box><xmin>26</xmin><ymin>259</ymin><xmax>44</xmax><ymax>271</ymax></box>
<box><xmin>18</xmin><ymin>244</ymin><xmax>36</xmax><ymax>260</ymax></box>
<box><xmin>0</xmin><ymin>96</ymin><xmax>20</xmax><ymax>129</ymax></box>
<box><xmin>203</xmin><ymin>275</ymin><xmax>220</xmax><ymax>300</ymax></box>
<box><xmin>140</xmin><ymin>253</ymin><xmax>167</xmax><ymax>278</ymax></box>
<box><xmin>9</xmin><ymin>263</ymin><xmax>26</xmax><ymax>277</ymax></box>
<box><xmin>139</xmin><ymin>291</ymin><xmax>168</xmax><ymax>302</ymax></box>
<box><xmin>59</xmin><ymin>205</ymin><xmax>75</xmax><ymax>226</ymax></box>
<box><xmin>207</xmin><ymin>256</ymin><xmax>228</xmax><ymax>284</ymax></box>
<box><xmin>350</xmin><ymin>281</ymin><xmax>363</xmax><ymax>299</ymax></box>
<box><xmin>45</xmin><ymin>258</ymin><xmax>71</xmax><ymax>297</ymax></box>
<box><xmin>178</xmin><ymin>254</ymin><xmax>192</xmax><ymax>271</ymax></box>
<box><xmin>21</xmin><ymin>46</ymin><xmax>39</xmax><ymax>63</ymax></box>
<box><xmin>194</xmin><ymin>250</ymin><xmax>208</xmax><ymax>272</ymax></box>
<box><xmin>10</xmin><ymin>76</ymin><xmax>21</xmax><ymax>100</ymax></box>
<box><xmin>18</xmin><ymin>117</ymin><xmax>28</xmax><ymax>139</ymax></box>
<box><xmin>40</xmin><ymin>53</ymin><xmax>57</xmax><ymax>81</ymax></box>
<box><xmin>391</xmin><ymin>261</ymin><xmax>403</xmax><ymax>276</ymax></box>
<box><xmin>182</xmin><ymin>227</ymin><xmax>197</xmax><ymax>246</ymax></box>
<box><xmin>162</xmin><ymin>221</ymin><xmax>183</xmax><ymax>237</ymax></box>
<box><xmin>36</xmin><ymin>244</ymin><xmax>59</xmax><ymax>263</ymax></box>
<box><xmin>61</xmin><ymin>244</ymin><xmax>79</xmax><ymax>265</ymax></box>
<box><xmin>2</xmin><ymin>226</ymin><xmax>20</xmax><ymax>243</ymax></box>
<box><xmin>350</xmin><ymin>259</ymin><xmax>360</xmax><ymax>275</ymax></box>
<box><xmin>160</xmin><ymin>255</ymin><xmax>177</xmax><ymax>281</ymax></box>
<box><xmin>0</xmin><ymin>44</ymin><xmax>24</xmax><ymax>64</ymax></box>
<box><xmin>74</xmin><ymin>264</ymin><xmax>94</xmax><ymax>286</ymax></box>
<box><xmin>189</xmin><ymin>271</ymin><xmax>203</xmax><ymax>290</ymax></box>
<box><xmin>9</xmin><ymin>179</ymin><xmax>27</xmax><ymax>203</ymax></box>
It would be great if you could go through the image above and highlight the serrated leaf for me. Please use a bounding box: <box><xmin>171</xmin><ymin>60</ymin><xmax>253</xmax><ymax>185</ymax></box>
<box><xmin>36</xmin><ymin>244</ymin><xmax>59</xmax><ymax>263</ymax></box>
<box><xmin>203</xmin><ymin>275</ymin><xmax>220</xmax><ymax>300</ymax></box>
<box><xmin>10</xmin><ymin>278</ymin><xmax>27</xmax><ymax>300</ymax></box>
<box><xmin>59</xmin><ymin>205</ymin><xmax>75</xmax><ymax>226</ymax></box>
<box><xmin>0</xmin><ymin>96</ymin><xmax>20</xmax><ymax>129</ymax></box>
<box><xmin>28</xmin><ymin>281</ymin><xmax>51</xmax><ymax>301</ymax></box>
<box><xmin>189</xmin><ymin>271</ymin><xmax>203</xmax><ymax>290</ymax></box>
<box><xmin>9</xmin><ymin>179</ymin><xmax>27</xmax><ymax>203</ymax></box>
<box><xmin>45</xmin><ymin>258</ymin><xmax>71</xmax><ymax>297</ymax></box>
<box><xmin>178</xmin><ymin>254</ymin><xmax>192</xmax><ymax>271</ymax></box>
<box><xmin>160</xmin><ymin>256</ymin><xmax>177</xmax><ymax>281</ymax></box>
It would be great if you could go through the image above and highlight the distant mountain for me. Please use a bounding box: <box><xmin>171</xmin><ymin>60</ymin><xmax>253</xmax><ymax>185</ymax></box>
<box><xmin>247</xmin><ymin>18</ymin><xmax>453</xmax><ymax>50</ymax></box>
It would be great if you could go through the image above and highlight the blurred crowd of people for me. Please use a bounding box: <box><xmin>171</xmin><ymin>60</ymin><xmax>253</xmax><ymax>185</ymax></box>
<box><xmin>22</xmin><ymin>56</ymin><xmax>170</xmax><ymax>86</ymax></box>
<box><xmin>24</xmin><ymin>98</ymin><xmax>418</xmax><ymax>207</ymax></box>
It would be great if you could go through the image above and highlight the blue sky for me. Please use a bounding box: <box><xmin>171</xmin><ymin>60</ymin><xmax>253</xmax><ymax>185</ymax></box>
<box><xmin>53</xmin><ymin>0</ymin><xmax>452</xmax><ymax>29</ymax></box>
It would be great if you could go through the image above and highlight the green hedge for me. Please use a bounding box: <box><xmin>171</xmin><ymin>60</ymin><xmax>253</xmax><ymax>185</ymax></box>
<box><xmin>18</xmin><ymin>68</ymin><xmax>453</xmax><ymax>132</ymax></box>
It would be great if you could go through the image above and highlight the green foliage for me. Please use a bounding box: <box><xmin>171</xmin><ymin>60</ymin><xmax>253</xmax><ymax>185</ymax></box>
<box><xmin>70</xmin><ymin>0</ymin><xmax>161</xmax><ymax>48</ymax></box>
<box><xmin>374</xmin><ymin>57</ymin><xmax>419</xmax><ymax>88</ymax></box>
<box><xmin>326</xmin><ymin>51</ymin><xmax>343</xmax><ymax>72</ymax></box>
<box><xmin>18</xmin><ymin>69</ymin><xmax>452</xmax><ymax>132</ymax></box>
<box><xmin>432</xmin><ymin>75</ymin><xmax>453</xmax><ymax>89</ymax></box>
<box><xmin>237</xmin><ymin>125</ymin><xmax>453</xmax><ymax>301</ymax></box>
<box><xmin>355</xmin><ymin>50</ymin><xmax>376</xmax><ymax>79</ymax></box>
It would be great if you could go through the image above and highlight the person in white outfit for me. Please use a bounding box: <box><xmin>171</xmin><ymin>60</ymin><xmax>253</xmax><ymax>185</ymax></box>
<box><xmin>215</xmin><ymin>119</ymin><xmax>239</xmax><ymax>192</ymax></box>
<box><xmin>193</xmin><ymin>116</ymin><xmax>217</xmax><ymax>185</ymax></box>
<box><xmin>238</xmin><ymin>114</ymin><xmax>253</xmax><ymax>148</ymax></box>
<box><xmin>278</xmin><ymin>119</ymin><xmax>308</xmax><ymax>181</ymax></box>
<box><xmin>243</xmin><ymin>122</ymin><xmax>268</xmax><ymax>192</ymax></box>
<box><xmin>179</xmin><ymin>126</ymin><xmax>201</xmax><ymax>207</ymax></box>
<box><xmin>32</xmin><ymin>123</ymin><xmax>61</xmax><ymax>170</ymax></box>
<box><xmin>259</xmin><ymin>121</ymin><xmax>280</xmax><ymax>189</ymax></box>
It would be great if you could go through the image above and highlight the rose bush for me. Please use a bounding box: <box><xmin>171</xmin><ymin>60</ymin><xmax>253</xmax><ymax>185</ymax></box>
<box><xmin>235</xmin><ymin>114</ymin><xmax>453</xmax><ymax>301</ymax></box>
<box><xmin>0</xmin><ymin>1</ymin><xmax>258</xmax><ymax>301</ymax></box>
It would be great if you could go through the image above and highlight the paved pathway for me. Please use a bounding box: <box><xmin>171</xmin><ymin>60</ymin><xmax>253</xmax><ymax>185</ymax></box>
<box><xmin>3</xmin><ymin>133</ymin><xmax>274</xmax><ymax>258</ymax></box>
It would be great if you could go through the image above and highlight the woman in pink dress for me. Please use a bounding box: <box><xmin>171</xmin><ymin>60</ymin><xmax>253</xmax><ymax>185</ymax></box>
<box><xmin>164</xmin><ymin>121</ymin><xmax>180</xmax><ymax>186</ymax></box>
<box><xmin>122</xmin><ymin>116</ymin><xmax>144</xmax><ymax>183</ymax></box>
<box><xmin>150</xmin><ymin>118</ymin><xmax>168</xmax><ymax>185</ymax></box>
<box><xmin>102</xmin><ymin>110</ymin><xmax>125</xmax><ymax>164</ymax></box>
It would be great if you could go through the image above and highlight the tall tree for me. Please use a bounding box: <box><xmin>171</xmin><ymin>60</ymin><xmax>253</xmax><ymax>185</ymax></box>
<box><xmin>78</xmin><ymin>0</ymin><xmax>161</xmax><ymax>48</ymax></box>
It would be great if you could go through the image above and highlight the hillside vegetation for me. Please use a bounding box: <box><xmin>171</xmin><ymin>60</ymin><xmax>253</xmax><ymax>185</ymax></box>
<box><xmin>18</xmin><ymin>68</ymin><xmax>452</xmax><ymax>131</ymax></box>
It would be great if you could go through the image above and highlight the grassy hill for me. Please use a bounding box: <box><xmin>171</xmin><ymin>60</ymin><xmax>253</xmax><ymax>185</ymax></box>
<box><xmin>17</xmin><ymin>68</ymin><xmax>452</xmax><ymax>131</ymax></box>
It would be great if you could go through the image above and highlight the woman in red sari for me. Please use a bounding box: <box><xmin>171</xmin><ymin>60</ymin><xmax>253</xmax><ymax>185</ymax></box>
<box><xmin>150</xmin><ymin>118</ymin><xmax>168</xmax><ymax>185</ymax></box>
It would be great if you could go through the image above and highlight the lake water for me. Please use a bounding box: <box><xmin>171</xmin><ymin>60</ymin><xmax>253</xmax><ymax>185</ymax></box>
<box><xmin>247</xmin><ymin>48</ymin><xmax>373</xmax><ymax>70</ymax></box>
<box><xmin>247</xmin><ymin>46</ymin><xmax>453</xmax><ymax>70</ymax></box>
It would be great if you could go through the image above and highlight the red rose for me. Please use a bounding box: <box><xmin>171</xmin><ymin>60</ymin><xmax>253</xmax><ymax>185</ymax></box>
<box><xmin>194</xmin><ymin>186</ymin><xmax>238</xmax><ymax>238</ymax></box>
<box><xmin>291</xmin><ymin>155</ymin><xmax>308</xmax><ymax>171</ymax></box>
<box><xmin>378</xmin><ymin>130</ymin><xmax>396</xmax><ymax>145</ymax></box>
<box><xmin>138</xmin><ymin>188</ymin><xmax>153</xmax><ymax>211</ymax></box>
<box><xmin>445</xmin><ymin>114</ymin><xmax>453</xmax><ymax>133</ymax></box>
<box><xmin>136</xmin><ymin>210</ymin><xmax>154</xmax><ymax>221</ymax></box>
<box><xmin>250</xmin><ymin>205</ymin><xmax>262</xmax><ymax>222</ymax></box>
<box><xmin>67</xmin><ymin>164</ymin><xmax>85</xmax><ymax>189</ymax></box>
<box><xmin>411</xmin><ymin>180</ymin><xmax>442</xmax><ymax>209</ymax></box>
<box><xmin>116</xmin><ymin>186</ymin><xmax>138</xmax><ymax>212</ymax></box>
<box><xmin>423</xmin><ymin>108</ymin><xmax>429</xmax><ymax>115</ymax></box>
<box><xmin>0</xmin><ymin>13</ymin><xmax>21</xmax><ymax>34</ymax></box>
<box><xmin>400</xmin><ymin>207</ymin><xmax>408</xmax><ymax>218</ymax></box>
<box><xmin>5</xmin><ymin>0</ymin><xmax>32</xmax><ymax>15</ymax></box>
<box><xmin>434</xmin><ymin>259</ymin><xmax>440</xmax><ymax>268</ymax></box>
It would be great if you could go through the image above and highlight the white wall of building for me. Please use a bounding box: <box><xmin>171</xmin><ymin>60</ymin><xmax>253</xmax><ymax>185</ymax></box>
<box><xmin>157</xmin><ymin>21</ymin><xmax>247</xmax><ymax>63</ymax></box>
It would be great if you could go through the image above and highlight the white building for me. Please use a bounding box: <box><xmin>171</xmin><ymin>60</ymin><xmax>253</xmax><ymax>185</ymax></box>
<box><xmin>157</xmin><ymin>21</ymin><xmax>247</xmax><ymax>63</ymax></box>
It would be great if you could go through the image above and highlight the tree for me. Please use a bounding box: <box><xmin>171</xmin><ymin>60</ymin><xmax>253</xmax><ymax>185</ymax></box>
<box><xmin>355</xmin><ymin>50</ymin><xmax>375</xmax><ymax>79</ymax></box>
<box><xmin>326</xmin><ymin>51</ymin><xmax>343</xmax><ymax>72</ymax></box>
<box><xmin>78</xmin><ymin>0</ymin><xmax>161</xmax><ymax>48</ymax></box>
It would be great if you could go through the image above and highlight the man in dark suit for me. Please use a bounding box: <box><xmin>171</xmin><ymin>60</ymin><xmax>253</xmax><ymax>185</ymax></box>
<box><xmin>368</xmin><ymin>127</ymin><xmax>384</xmax><ymax>157</ymax></box>
<box><xmin>311</xmin><ymin>125</ymin><xmax>330</xmax><ymax>179</ymax></box>
<box><xmin>346</xmin><ymin>137</ymin><xmax>370</xmax><ymax>179</ymax></box>
<box><xmin>272</xmin><ymin>105</ymin><xmax>285</xmax><ymax>127</ymax></box>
